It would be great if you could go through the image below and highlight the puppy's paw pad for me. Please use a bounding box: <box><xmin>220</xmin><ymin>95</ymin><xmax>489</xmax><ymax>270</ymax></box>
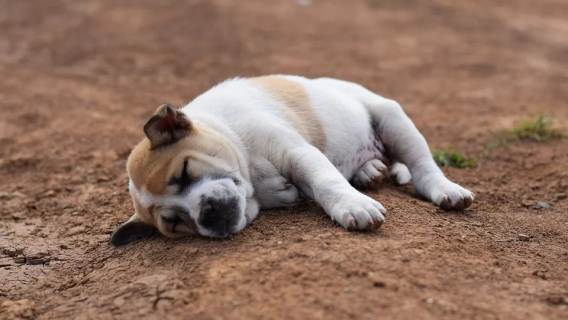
<box><xmin>331</xmin><ymin>193</ymin><xmax>386</xmax><ymax>230</ymax></box>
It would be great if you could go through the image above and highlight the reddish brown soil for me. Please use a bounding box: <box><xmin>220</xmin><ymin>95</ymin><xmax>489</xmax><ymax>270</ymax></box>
<box><xmin>1</xmin><ymin>1</ymin><xmax>567</xmax><ymax>319</ymax></box>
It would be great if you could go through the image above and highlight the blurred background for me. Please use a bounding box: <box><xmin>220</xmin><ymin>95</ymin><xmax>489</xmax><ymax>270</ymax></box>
<box><xmin>2</xmin><ymin>0</ymin><xmax>567</xmax><ymax>148</ymax></box>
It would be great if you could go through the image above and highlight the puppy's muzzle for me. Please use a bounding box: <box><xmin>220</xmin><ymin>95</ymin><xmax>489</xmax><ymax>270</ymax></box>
<box><xmin>159</xmin><ymin>206</ymin><xmax>195</xmax><ymax>233</ymax></box>
<box><xmin>198</xmin><ymin>196</ymin><xmax>240</xmax><ymax>238</ymax></box>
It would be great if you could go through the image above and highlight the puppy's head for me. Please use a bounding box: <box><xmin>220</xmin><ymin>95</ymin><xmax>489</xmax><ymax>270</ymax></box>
<box><xmin>111</xmin><ymin>104</ymin><xmax>253</xmax><ymax>246</ymax></box>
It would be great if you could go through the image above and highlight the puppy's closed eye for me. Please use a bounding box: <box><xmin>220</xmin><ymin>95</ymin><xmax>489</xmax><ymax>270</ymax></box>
<box><xmin>168</xmin><ymin>160</ymin><xmax>193</xmax><ymax>193</ymax></box>
<box><xmin>161</xmin><ymin>213</ymin><xmax>181</xmax><ymax>224</ymax></box>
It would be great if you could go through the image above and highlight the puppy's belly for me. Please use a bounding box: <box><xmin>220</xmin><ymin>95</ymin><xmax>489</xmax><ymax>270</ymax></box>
<box><xmin>326</xmin><ymin>128</ymin><xmax>387</xmax><ymax>180</ymax></box>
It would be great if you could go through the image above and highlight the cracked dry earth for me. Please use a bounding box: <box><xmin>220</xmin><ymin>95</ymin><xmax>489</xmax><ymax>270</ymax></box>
<box><xmin>1</xmin><ymin>0</ymin><xmax>567</xmax><ymax>319</ymax></box>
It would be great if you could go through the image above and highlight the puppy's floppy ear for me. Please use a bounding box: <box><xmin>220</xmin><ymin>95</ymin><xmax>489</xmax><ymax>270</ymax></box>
<box><xmin>144</xmin><ymin>104</ymin><xmax>192</xmax><ymax>149</ymax></box>
<box><xmin>111</xmin><ymin>214</ymin><xmax>156</xmax><ymax>246</ymax></box>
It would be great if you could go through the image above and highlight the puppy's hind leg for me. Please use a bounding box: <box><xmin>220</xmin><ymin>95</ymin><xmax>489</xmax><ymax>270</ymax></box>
<box><xmin>367</xmin><ymin>98</ymin><xmax>474</xmax><ymax>209</ymax></box>
<box><xmin>315</xmin><ymin>78</ymin><xmax>473</xmax><ymax>209</ymax></box>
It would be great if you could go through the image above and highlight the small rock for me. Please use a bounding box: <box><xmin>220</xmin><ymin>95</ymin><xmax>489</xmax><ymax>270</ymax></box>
<box><xmin>517</xmin><ymin>233</ymin><xmax>531</xmax><ymax>241</ymax></box>
<box><xmin>372</xmin><ymin>281</ymin><xmax>386</xmax><ymax>288</ymax></box>
<box><xmin>44</xmin><ymin>190</ymin><xmax>57</xmax><ymax>197</ymax></box>
<box><xmin>532</xmin><ymin>201</ymin><xmax>551</xmax><ymax>210</ymax></box>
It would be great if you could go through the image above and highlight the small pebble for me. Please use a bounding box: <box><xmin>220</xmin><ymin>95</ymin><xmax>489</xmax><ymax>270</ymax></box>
<box><xmin>532</xmin><ymin>201</ymin><xmax>551</xmax><ymax>210</ymax></box>
<box><xmin>44</xmin><ymin>190</ymin><xmax>56</xmax><ymax>197</ymax></box>
<box><xmin>518</xmin><ymin>234</ymin><xmax>531</xmax><ymax>241</ymax></box>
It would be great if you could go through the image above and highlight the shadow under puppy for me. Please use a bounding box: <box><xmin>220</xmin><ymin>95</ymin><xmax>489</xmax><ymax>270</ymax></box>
<box><xmin>111</xmin><ymin>75</ymin><xmax>474</xmax><ymax>246</ymax></box>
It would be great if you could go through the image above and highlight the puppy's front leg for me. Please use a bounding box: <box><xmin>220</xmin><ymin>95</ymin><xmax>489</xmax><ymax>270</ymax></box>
<box><xmin>285</xmin><ymin>144</ymin><xmax>386</xmax><ymax>230</ymax></box>
<box><xmin>250</xmin><ymin>156</ymin><xmax>300</xmax><ymax>209</ymax></box>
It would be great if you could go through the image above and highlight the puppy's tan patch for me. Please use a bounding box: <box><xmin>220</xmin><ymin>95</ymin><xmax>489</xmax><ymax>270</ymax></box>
<box><xmin>251</xmin><ymin>76</ymin><xmax>326</xmax><ymax>150</ymax></box>
<box><xmin>127</xmin><ymin>122</ymin><xmax>242</xmax><ymax>196</ymax></box>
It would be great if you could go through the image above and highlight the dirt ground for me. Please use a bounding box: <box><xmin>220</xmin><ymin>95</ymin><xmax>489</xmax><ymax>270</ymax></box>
<box><xmin>1</xmin><ymin>0</ymin><xmax>567</xmax><ymax>319</ymax></box>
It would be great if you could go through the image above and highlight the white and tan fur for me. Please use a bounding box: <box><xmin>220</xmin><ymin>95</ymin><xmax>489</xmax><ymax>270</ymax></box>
<box><xmin>111</xmin><ymin>75</ymin><xmax>474</xmax><ymax>245</ymax></box>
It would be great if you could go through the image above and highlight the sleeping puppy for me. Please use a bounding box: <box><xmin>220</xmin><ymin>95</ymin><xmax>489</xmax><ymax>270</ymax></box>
<box><xmin>111</xmin><ymin>75</ymin><xmax>474</xmax><ymax>246</ymax></box>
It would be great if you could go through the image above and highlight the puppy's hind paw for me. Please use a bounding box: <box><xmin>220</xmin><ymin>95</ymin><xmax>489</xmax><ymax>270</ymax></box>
<box><xmin>389</xmin><ymin>162</ymin><xmax>411</xmax><ymax>185</ymax></box>
<box><xmin>430</xmin><ymin>180</ymin><xmax>474</xmax><ymax>210</ymax></box>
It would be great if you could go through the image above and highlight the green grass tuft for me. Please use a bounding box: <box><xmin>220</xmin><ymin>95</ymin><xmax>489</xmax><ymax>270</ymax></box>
<box><xmin>432</xmin><ymin>149</ymin><xmax>477</xmax><ymax>169</ymax></box>
<box><xmin>510</xmin><ymin>115</ymin><xmax>564</xmax><ymax>142</ymax></box>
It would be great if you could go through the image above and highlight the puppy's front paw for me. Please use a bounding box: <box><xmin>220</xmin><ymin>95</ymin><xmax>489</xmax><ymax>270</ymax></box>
<box><xmin>330</xmin><ymin>192</ymin><xmax>386</xmax><ymax>230</ymax></box>
<box><xmin>427</xmin><ymin>178</ymin><xmax>474</xmax><ymax>210</ymax></box>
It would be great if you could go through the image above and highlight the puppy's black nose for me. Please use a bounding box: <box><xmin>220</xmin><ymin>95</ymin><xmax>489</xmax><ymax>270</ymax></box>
<box><xmin>198</xmin><ymin>197</ymin><xmax>239</xmax><ymax>237</ymax></box>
